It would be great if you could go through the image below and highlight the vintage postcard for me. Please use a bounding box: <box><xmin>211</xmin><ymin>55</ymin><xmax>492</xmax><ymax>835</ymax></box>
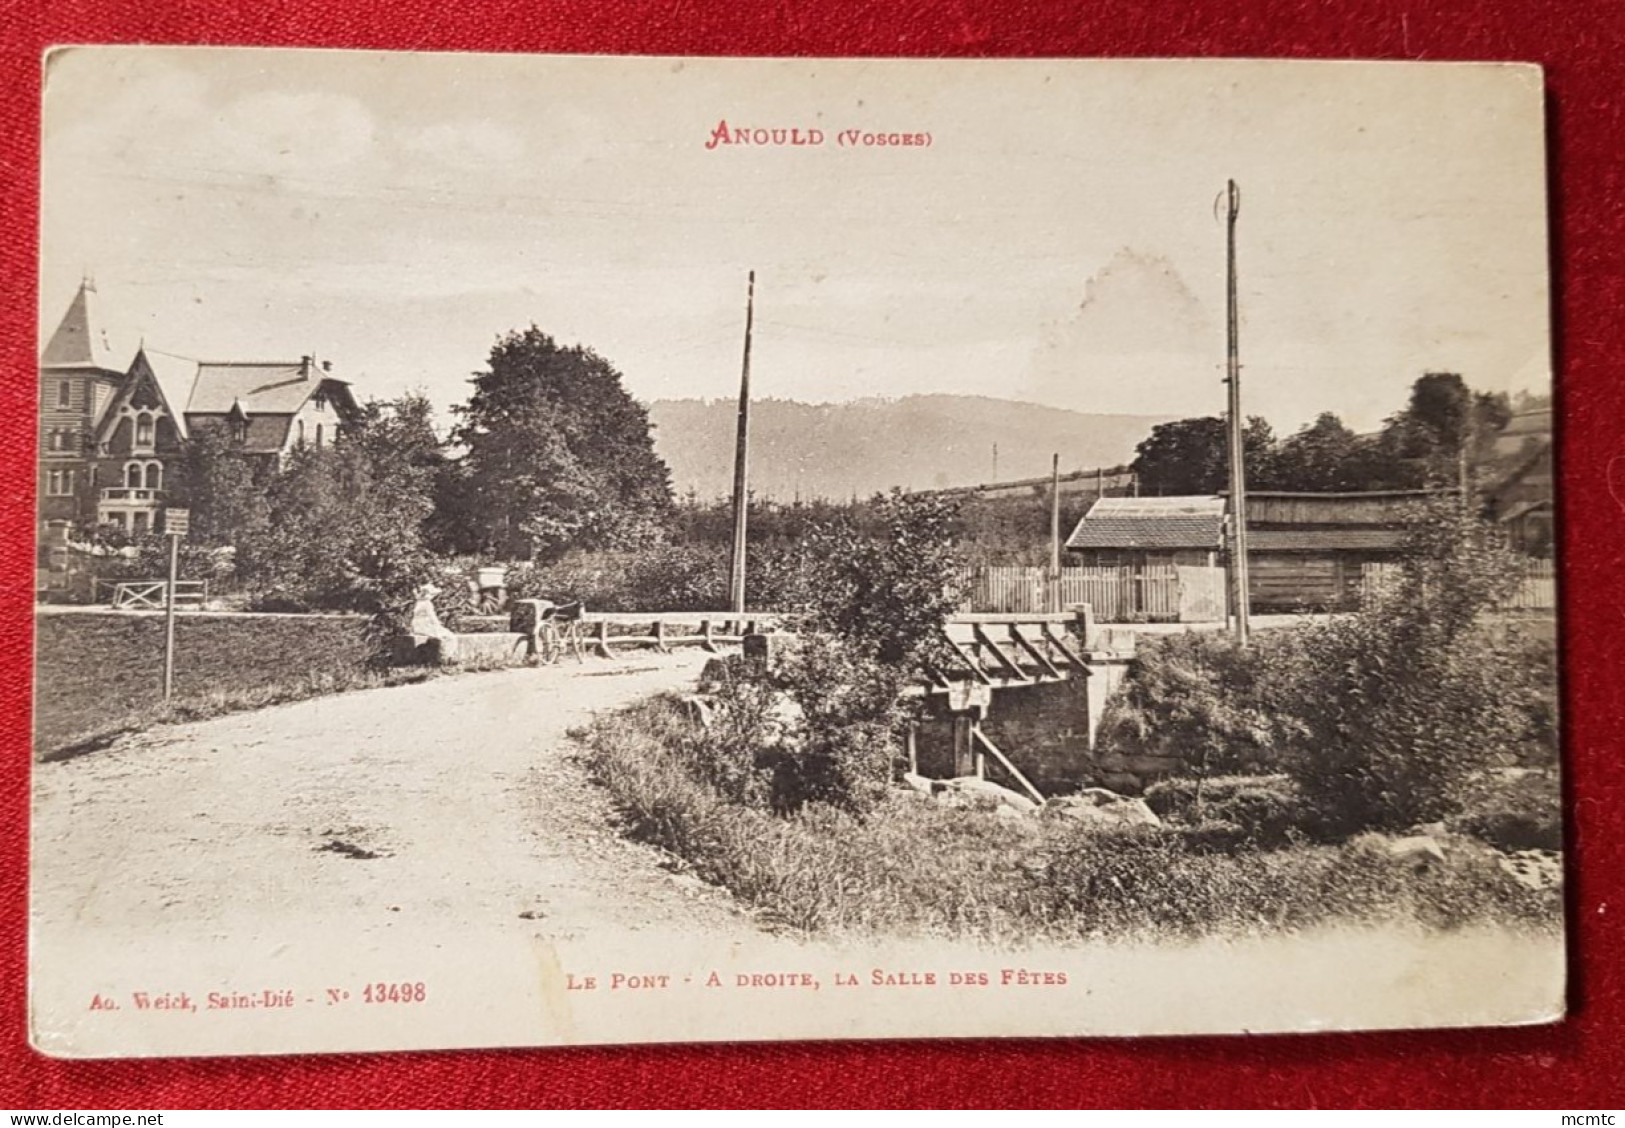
<box><xmin>29</xmin><ymin>49</ymin><xmax>1561</xmax><ymax>1058</ymax></box>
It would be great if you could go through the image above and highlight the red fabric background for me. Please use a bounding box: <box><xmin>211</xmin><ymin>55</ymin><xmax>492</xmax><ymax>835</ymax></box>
<box><xmin>2</xmin><ymin>0</ymin><xmax>1621</xmax><ymax>1109</ymax></box>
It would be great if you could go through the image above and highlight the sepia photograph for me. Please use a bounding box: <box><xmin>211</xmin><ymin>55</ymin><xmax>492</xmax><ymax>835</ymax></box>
<box><xmin>29</xmin><ymin>49</ymin><xmax>1561</xmax><ymax>1058</ymax></box>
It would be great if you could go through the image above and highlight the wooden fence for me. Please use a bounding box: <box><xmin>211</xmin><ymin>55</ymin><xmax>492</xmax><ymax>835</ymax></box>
<box><xmin>100</xmin><ymin>579</ymin><xmax>210</xmax><ymax>611</ymax></box>
<box><xmin>958</xmin><ymin>565</ymin><xmax>1227</xmax><ymax>623</ymax></box>
<box><xmin>1361</xmin><ymin>559</ymin><xmax>1556</xmax><ymax>611</ymax></box>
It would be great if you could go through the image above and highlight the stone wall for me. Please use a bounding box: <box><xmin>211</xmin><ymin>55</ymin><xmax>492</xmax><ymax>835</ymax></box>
<box><xmin>392</xmin><ymin>631</ymin><xmax>531</xmax><ymax>667</ymax></box>
<box><xmin>915</xmin><ymin>674</ymin><xmax>1099</xmax><ymax>794</ymax></box>
<box><xmin>911</xmin><ymin>653</ymin><xmax>1179</xmax><ymax>796</ymax></box>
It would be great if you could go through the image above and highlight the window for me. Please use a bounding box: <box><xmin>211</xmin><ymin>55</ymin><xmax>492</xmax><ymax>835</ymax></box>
<box><xmin>135</xmin><ymin>413</ymin><xmax>155</xmax><ymax>449</ymax></box>
<box><xmin>125</xmin><ymin>463</ymin><xmax>142</xmax><ymax>489</ymax></box>
<box><xmin>46</xmin><ymin>470</ymin><xmax>74</xmax><ymax>497</ymax></box>
<box><xmin>144</xmin><ymin>463</ymin><xmax>162</xmax><ymax>490</ymax></box>
<box><xmin>315</xmin><ymin>423</ymin><xmax>324</xmax><ymax>449</ymax></box>
<box><xmin>56</xmin><ymin>381</ymin><xmax>71</xmax><ymax>409</ymax></box>
<box><xmin>230</xmin><ymin>419</ymin><xmax>248</xmax><ymax>444</ymax></box>
<box><xmin>132</xmin><ymin>511</ymin><xmax>149</xmax><ymax>535</ymax></box>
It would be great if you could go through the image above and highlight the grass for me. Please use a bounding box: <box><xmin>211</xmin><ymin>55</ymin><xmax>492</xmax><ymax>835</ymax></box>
<box><xmin>575</xmin><ymin>696</ymin><xmax>1564</xmax><ymax>945</ymax></box>
<box><xmin>32</xmin><ymin>612</ymin><xmax>516</xmax><ymax>760</ymax></box>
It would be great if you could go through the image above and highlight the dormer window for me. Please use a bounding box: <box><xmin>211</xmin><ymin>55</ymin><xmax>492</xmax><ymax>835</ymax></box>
<box><xmin>227</xmin><ymin>399</ymin><xmax>251</xmax><ymax>445</ymax></box>
<box><xmin>135</xmin><ymin>413</ymin><xmax>155</xmax><ymax>449</ymax></box>
<box><xmin>314</xmin><ymin>392</ymin><xmax>328</xmax><ymax>413</ymax></box>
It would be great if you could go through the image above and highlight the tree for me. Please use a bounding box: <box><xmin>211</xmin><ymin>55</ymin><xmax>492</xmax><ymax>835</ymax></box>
<box><xmin>352</xmin><ymin>391</ymin><xmax>445</xmax><ymax>477</ymax></box>
<box><xmin>1381</xmin><ymin>372</ymin><xmax>1511</xmax><ymax>489</ymax></box>
<box><xmin>1132</xmin><ymin>415</ymin><xmax>1275</xmax><ymax>496</ymax></box>
<box><xmin>766</xmin><ymin>490</ymin><xmax>967</xmax><ymax>814</ymax></box>
<box><xmin>450</xmin><ymin>327</ymin><xmax>675</xmax><ymax>559</ymax></box>
<box><xmin>1283</xmin><ymin>497</ymin><xmax>1538</xmax><ymax>836</ymax></box>
<box><xmin>798</xmin><ymin>490</ymin><xmax>965</xmax><ymax>670</ymax></box>
<box><xmin>1261</xmin><ymin>412</ymin><xmax>1361</xmax><ymax>492</ymax></box>
<box><xmin>166</xmin><ymin>427</ymin><xmax>272</xmax><ymax>549</ymax></box>
<box><xmin>239</xmin><ymin>442</ymin><xmax>435</xmax><ymax>620</ymax></box>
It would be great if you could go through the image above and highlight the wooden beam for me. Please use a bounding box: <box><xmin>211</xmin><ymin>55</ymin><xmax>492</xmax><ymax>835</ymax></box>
<box><xmin>1008</xmin><ymin>623</ymin><xmax>1063</xmax><ymax>680</ymax></box>
<box><xmin>972</xmin><ymin>624</ymin><xmax>1028</xmax><ymax>682</ymax></box>
<box><xmin>946</xmin><ymin>635</ymin><xmax>993</xmax><ymax>684</ymax></box>
<box><xmin>952</xmin><ymin>715</ymin><xmax>977</xmax><ymax>777</ymax></box>
<box><xmin>1040</xmin><ymin>622</ymin><xmax>1088</xmax><ymax>672</ymax></box>
<box><xmin>973</xmin><ymin>728</ymin><xmax>1045</xmax><ymax>805</ymax></box>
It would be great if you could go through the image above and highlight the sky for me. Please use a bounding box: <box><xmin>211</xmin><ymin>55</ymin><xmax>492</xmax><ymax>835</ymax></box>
<box><xmin>39</xmin><ymin>49</ymin><xmax>1551</xmax><ymax>436</ymax></box>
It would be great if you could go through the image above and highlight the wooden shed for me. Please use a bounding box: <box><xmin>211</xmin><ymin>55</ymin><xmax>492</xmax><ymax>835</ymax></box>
<box><xmin>1066</xmin><ymin>490</ymin><xmax>1448</xmax><ymax>612</ymax></box>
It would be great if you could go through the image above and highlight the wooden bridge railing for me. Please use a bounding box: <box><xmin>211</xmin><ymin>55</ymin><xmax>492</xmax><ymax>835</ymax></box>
<box><xmin>935</xmin><ymin>612</ymin><xmax>1095</xmax><ymax>691</ymax></box>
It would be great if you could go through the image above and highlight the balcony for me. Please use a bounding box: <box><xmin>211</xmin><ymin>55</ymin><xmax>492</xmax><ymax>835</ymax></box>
<box><xmin>100</xmin><ymin>488</ymin><xmax>165</xmax><ymax>504</ymax></box>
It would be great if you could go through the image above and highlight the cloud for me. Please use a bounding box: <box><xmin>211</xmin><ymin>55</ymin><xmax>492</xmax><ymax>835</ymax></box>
<box><xmin>1018</xmin><ymin>248</ymin><xmax>1222</xmax><ymax>415</ymax></box>
<box><xmin>45</xmin><ymin>60</ymin><xmax>379</xmax><ymax>182</ymax></box>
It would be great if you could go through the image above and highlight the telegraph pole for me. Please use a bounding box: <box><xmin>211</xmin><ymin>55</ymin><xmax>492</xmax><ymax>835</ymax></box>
<box><xmin>1048</xmin><ymin>453</ymin><xmax>1065</xmax><ymax>612</ymax></box>
<box><xmin>1223</xmin><ymin>179</ymin><xmax>1252</xmax><ymax>646</ymax></box>
<box><xmin>727</xmin><ymin>271</ymin><xmax>756</xmax><ymax>615</ymax></box>
<box><xmin>1049</xmin><ymin>452</ymin><xmax>1062</xmax><ymax>574</ymax></box>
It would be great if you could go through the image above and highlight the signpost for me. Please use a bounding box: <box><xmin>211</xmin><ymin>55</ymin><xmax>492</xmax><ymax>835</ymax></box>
<box><xmin>162</xmin><ymin>508</ymin><xmax>189</xmax><ymax>701</ymax></box>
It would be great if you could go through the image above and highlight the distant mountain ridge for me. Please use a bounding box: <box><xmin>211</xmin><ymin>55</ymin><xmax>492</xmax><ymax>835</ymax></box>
<box><xmin>647</xmin><ymin>394</ymin><xmax>1174</xmax><ymax>501</ymax></box>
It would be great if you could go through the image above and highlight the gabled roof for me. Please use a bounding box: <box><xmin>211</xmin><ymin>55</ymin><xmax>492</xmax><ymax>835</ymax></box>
<box><xmin>141</xmin><ymin>350</ymin><xmax>204</xmax><ymax>437</ymax></box>
<box><xmin>95</xmin><ymin>349</ymin><xmax>195</xmax><ymax>442</ymax></box>
<box><xmin>1066</xmin><ymin>495</ymin><xmax>1226</xmax><ymax>551</ymax></box>
<box><xmin>186</xmin><ymin>361</ymin><xmax>316</xmax><ymax>413</ymax></box>
<box><xmin>181</xmin><ymin>359</ymin><xmax>356</xmax><ymax>418</ymax></box>
<box><xmin>41</xmin><ymin>281</ymin><xmax>122</xmax><ymax>372</ymax></box>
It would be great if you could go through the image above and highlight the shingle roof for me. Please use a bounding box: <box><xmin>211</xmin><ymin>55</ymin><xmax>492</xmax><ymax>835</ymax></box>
<box><xmin>1065</xmin><ymin>495</ymin><xmax>1225</xmax><ymax>550</ymax></box>
<box><xmin>1248</xmin><ymin>528</ymin><xmax>1405</xmax><ymax>552</ymax></box>
<box><xmin>186</xmin><ymin>362</ymin><xmax>318</xmax><ymax>414</ymax></box>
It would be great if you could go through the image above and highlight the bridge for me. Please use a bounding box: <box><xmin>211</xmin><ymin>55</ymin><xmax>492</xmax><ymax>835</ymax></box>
<box><xmin>444</xmin><ymin>605</ymin><xmax>1137</xmax><ymax>802</ymax></box>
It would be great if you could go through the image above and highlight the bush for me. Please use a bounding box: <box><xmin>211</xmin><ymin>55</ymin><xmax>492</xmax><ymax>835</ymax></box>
<box><xmin>1044</xmin><ymin>822</ymin><xmax>1558</xmax><ymax>937</ymax></box>
<box><xmin>797</xmin><ymin>490</ymin><xmax>964</xmax><ymax>668</ymax></box>
<box><xmin>1101</xmin><ymin>501</ymin><xmax>1559</xmax><ymax>842</ymax></box>
<box><xmin>579</xmin><ymin>698</ymin><xmax>1561</xmax><ymax>941</ymax></box>
<box><xmin>1279</xmin><ymin>499</ymin><xmax>1553</xmax><ymax>837</ymax></box>
<box><xmin>1451</xmin><ymin>769</ymin><xmax>1562</xmax><ymax>852</ymax></box>
<box><xmin>1096</xmin><ymin>631</ymin><xmax>1310</xmax><ymax>777</ymax></box>
<box><xmin>687</xmin><ymin>662</ymin><xmax>779</xmax><ymax>808</ymax></box>
<box><xmin>766</xmin><ymin>634</ymin><xmax>909</xmax><ymax>815</ymax></box>
<box><xmin>1143</xmin><ymin>774</ymin><xmax>1303</xmax><ymax>850</ymax></box>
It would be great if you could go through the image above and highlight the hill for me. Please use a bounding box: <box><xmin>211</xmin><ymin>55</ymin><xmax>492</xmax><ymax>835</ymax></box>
<box><xmin>648</xmin><ymin>394</ymin><xmax>1172</xmax><ymax>501</ymax></box>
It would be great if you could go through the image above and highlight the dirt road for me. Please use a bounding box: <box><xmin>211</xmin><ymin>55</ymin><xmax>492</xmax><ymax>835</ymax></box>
<box><xmin>31</xmin><ymin>652</ymin><xmax>753</xmax><ymax>952</ymax></box>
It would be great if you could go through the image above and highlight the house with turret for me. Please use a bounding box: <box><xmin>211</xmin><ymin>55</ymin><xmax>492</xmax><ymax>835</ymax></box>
<box><xmin>37</xmin><ymin>281</ymin><xmax>363</xmax><ymax>541</ymax></box>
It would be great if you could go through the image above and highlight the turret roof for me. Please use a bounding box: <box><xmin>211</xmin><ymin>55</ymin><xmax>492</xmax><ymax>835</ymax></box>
<box><xmin>41</xmin><ymin>281</ymin><xmax>122</xmax><ymax>372</ymax></box>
